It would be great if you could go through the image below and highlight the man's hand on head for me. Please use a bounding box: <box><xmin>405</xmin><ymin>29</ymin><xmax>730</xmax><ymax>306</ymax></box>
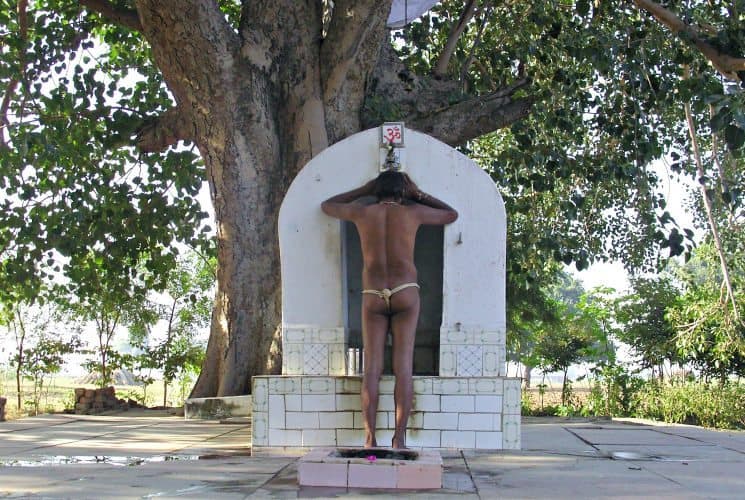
<box><xmin>401</xmin><ymin>173</ymin><xmax>419</xmax><ymax>200</ymax></box>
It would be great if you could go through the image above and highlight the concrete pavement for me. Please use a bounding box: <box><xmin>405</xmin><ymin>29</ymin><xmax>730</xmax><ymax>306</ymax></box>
<box><xmin>1</xmin><ymin>411</ymin><xmax>743</xmax><ymax>498</ymax></box>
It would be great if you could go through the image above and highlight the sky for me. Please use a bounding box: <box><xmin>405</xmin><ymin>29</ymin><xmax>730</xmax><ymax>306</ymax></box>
<box><xmin>570</xmin><ymin>159</ymin><xmax>699</xmax><ymax>295</ymax></box>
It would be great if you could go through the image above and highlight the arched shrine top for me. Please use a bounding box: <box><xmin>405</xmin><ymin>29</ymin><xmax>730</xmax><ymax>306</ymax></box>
<box><xmin>278</xmin><ymin>128</ymin><xmax>506</xmax><ymax>377</ymax></box>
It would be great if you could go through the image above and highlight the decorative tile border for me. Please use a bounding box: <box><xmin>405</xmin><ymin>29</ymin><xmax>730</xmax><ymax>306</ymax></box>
<box><xmin>439</xmin><ymin>344</ymin><xmax>506</xmax><ymax>377</ymax></box>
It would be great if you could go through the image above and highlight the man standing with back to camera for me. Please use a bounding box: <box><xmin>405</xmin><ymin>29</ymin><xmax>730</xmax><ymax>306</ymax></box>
<box><xmin>321</xmin><ymin>170</ymin><xmax>457</xmax><ymax>449</ymax></box>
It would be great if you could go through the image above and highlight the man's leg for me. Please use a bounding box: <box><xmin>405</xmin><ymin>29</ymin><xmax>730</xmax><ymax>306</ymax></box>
<box><xmin>390</xmin><ymin>296</ymin><xmax>420</xmax><ymax>449</ymax></box>
<box><xmin>361</xmin><ymin>302</ymin><xmax>388</xmax><ymax>448</ymax></box>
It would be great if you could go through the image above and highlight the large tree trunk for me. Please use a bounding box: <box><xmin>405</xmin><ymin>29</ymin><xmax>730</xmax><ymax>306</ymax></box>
<box><xmin>113</xmin><ymin>0</ymin><xmax>529</xmax><ymax>397</ymax></box>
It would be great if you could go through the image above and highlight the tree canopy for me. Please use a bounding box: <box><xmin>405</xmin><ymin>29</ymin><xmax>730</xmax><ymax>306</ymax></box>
<box><xmin>2</xmin><ymin>0</ymin><xmax>744</xmax><ymax>394</ymax></box>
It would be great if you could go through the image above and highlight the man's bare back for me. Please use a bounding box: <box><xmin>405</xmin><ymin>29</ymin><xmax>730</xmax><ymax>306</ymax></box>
<box><xmin>322</xmin><ymin>171</ymin><xmax>457</xmax><ymax>448</ymax></box>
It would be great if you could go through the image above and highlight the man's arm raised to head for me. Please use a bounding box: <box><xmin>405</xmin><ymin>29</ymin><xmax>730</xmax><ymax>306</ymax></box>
<box><xmin>402</xmin><ymin>174</ymin><xmax>458</xmax><ymax>225</ymax></box>
<box><xmin>321</xmin><ymin>179</ymin><xmax>376</xmax><ymax>221</ymax></box>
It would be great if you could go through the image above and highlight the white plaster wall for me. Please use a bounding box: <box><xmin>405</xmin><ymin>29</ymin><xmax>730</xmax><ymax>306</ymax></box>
<box><xmin>278</xmin><ymin>128</ymin><xmax>506</xmax><ymax>336</ymax></box>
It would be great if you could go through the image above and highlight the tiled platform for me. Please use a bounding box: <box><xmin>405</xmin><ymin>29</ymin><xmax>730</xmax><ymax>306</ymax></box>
<box><xmin>251</xmin><ymin>375</ymin><xmax>521</xmax><ymax>451</ymax></box>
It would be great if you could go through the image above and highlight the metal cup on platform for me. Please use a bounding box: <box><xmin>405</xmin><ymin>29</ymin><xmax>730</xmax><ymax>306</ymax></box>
<box><xmin>346</xmin><ymin>348</ymin><xmax>363</xmax><ymax>375</ymax></box>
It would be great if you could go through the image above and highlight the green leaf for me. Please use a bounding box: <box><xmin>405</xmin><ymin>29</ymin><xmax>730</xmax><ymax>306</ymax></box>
<box><xmin>724</xmin><ymin>124</ymin><xmax>745</xmax><ymax>151</ymax></box>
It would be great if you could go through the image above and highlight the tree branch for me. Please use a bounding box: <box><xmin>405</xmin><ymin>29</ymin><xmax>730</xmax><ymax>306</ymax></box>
<box><xmin>321</xmin><ymin>0</ymin><xmax>394</xmax><ymax>142</ymax></box>
<box><xmin>78</xmin><ymin>0</ymin><xmax>142</xmax><ymax>31</ymax></box>
<box><xmin>432</xmin><ymin>0</ymin><xmax>479</xmax><ymax>78</ymax></box>
<box><xmin>632</xmin><ymin>0</ymin><xmax>745</xmax><ymax>81</ymax></box>
<box><xmin>408</xmin><ymin>82</ymin><xmax>533</xmax><ymax>146</ymax></box>
<box><xmin>136</xmin><ymin>106</ymin><xmax>194</xmax><ymax>153</ymax></box>
<box><xmin>364</xmin><ymin>43</ymin><xmax>532</xmax><ymax>146</ymax></box>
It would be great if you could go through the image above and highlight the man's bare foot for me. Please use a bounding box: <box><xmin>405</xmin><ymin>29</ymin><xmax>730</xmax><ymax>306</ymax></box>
<box><xmin>391</xmin><ymin>434</ymin><xmax>407</xmax><ymax>449</ymax></box>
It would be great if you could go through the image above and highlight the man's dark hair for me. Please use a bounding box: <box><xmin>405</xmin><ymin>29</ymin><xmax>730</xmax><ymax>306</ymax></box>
<box><xmin>373</xmin><ymin>171</ymin><xmax>406</xmax><ymax>201</ymax></box>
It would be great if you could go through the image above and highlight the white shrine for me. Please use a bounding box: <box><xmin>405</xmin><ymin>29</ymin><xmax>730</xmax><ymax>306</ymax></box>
<box><xmin>251</xmin><ymin>126</ymin><xmax>521</xmax><ymax>452</ymax></box>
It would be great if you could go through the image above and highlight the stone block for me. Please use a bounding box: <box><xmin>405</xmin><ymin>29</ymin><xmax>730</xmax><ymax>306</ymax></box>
<box><xmin>337</xmin><ymin>429</ymin><xmax>364</xmax><ymax>447</ymax></box>
<box><xmin>413</xmin><ymin>378</ymin><xmax>433</xmax><ymax>394</ymax></box>
<box><xmin>412</xmin><ymin>394</ymin><xmax>440</xmax><ymax>412</ymax></box>
<box><xmin>353</xmin><ymin>411</ymin><xmax>387</xmax><ymax>430</ymax></box>
<box><xmin>348</xmin><ymin>463</ymin><xmax>397</xmax><ymax>489</ymax></box>
<box><xmin>268</xmin><ymin>428</ymin><xmax>302</xmax><ymax>447</ymax></box>
<box><xmin>441</xmin><ymin>395</ymin><xmax>474</xmax><ymax>412</ymax></box>
<box><xmin>318</xmin><ymin>411</ymin><xmax>353</xmax><ymax>429</ymax></box>
<box><xmin>298</xmin><ymin>460</ymin><xmax>348</xmax><ymax>487</ymax></box>
<box><xmin>423</xmin><ymin>412</ymin><xmax>458</xmax><ymax>430</ymax></box>
<box><xmin>336</xmin><ymin>394</ymin><xmax>360</xmax><ymax>411</ymax></box>
<box><xmin>184</xmin><ymin>395</ymin><xmax>252</xmax><ymax>420</ymax></box>
<box><xmin>268</xmin><ymin>395</ymin><xmax>286</xmax><ymax>428</ymax></box>
<box><xmin>474</xmin><ymin>431</ymin><xmax>503</xmax><ymax>449</ymax></box>
<box><xmin>336</xmin><ymin>377</ymin><xmax>362</xmax><ymax>394</ymax></box>
<box><xmin>302</xmin><ymin>377</ymin><xmax>335</xmax><ymax>394</ymax></box>
<box><xmin>252</xmin><ymin>411</ymin><xmax>268</xmax><ymax>446</ymax></box>
<box><xmin>441</xmin><ymin>430</ymin><xmax>476</xmax><ymax>449</ymax></box>
<box><xmin>286</xmin><ymin>411</ymin><xmax>319</xmax><ymax>430</ymax></box>
<box><xmin>474</xmin><ymin>395</ymin><xmax>503</xmax><ymax>412</ymax></box>
<box><xmin>407</xmin><ymin>429</ymin><xmax>441</xmax><ymax>448</ymax></box>
<box><xmin>469</xmin><ymin>378</ymin><xmax>503</xmax><ymax>395</ymax></box>
<box><xmin>433</xmin><ymin>378</ymin><xmax>469</xmax><ymax>395</ymax></box>
<box><xmin>302</xmin><ymin>429</ymin><xmax>336</xmax><ymax>447</ymax></box>
<box><xmin>458</xmin><ymin>413</ymin><xmax>493</xmax><ymax>431</ymax></box>
<box><xmin>302</xmin><ymin>394</ymin><xmax>335</xmax><ymax>411</ymax></box>
<box><xmin>377</xmin><ymin>394</ymin><xmax>395</xmax><ymax>411</ymax></box>
<box><xmin>285</xmin><ymin>394</ymin><xmax>301</xmax><ymax>411</ymax></box>
<box><xmin>253</xmin><ymin>378</ymin><xmax>268</xmax><ymax>412</ymax></box>
<box><xmin>267</xmin><ymin>377</ymin><xmax>301</xmax><ymax>395</ymax></box>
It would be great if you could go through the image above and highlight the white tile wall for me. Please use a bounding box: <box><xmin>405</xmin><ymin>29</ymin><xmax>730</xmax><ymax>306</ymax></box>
<box><xmin>319</xmin><ymin>411</ymin><xmax>353</xmax><ymax>429</ymax></box>
<box><xmin>252</xmin><ymin>375</ymin><xmax>521</xmax><ymax>451</ymax></box>
<box><xmin>337</xmin><ymin>429</ymin><xmax>364</xmax><ymax>447</ymax></box>
<box><xmin>302</xmin><ymin>429</ymin><xmax>336</xmax><ymax>447</ymax></box>
<box><xmin>268</xmin><ymin>395</ymin><xmax>285</xmax><ymax>428</ymax></box>
<box><xmin>302</xmin><ymin>394</ymin><xmax>335</xmax><ymax>411</ymax></box>
<box><xmin>474</xmin><ymin>395</ymin><xmax>503</xmax><ymax>412</ymax></box>
<box><xmin>285</xmin><ymin>394</ymin><xmax>302</xmax><ymax>411</ymax></box>
<box><xmin>458</xmin><ymin>412</ymin><xmax>493</xmax><ymax>431</ymax></box>
<box><xmin>475</xmin><ymin>431</ymin><xmax>503</xmax><ymax>449</ymax></box>
<box><xmin>441</xmin><ymin>395</ymin><xmax>474</xmax><ymax>412</ymax></box>
<box><xmin>269</xmin><ymin>428</ymin><xmax>302</xmax><ymax>447</ymax></box>
<box><xmin>441</xmin><ymin>430</ymin><xmax>476</xmax><ymax>448</ymax></box>
<box><xmin>335</xmin><ymin>394</ymin><xmax>360</xmax><ymax>411</ymax></box>
<box><xmin>413</xmin><ymin>394</ymin><xmax>441</xmax><ymax>411</ymax></box>
<box><xmin>407</xmin><ymin>429</ymin><xmax>441</xmax><ymax>448</ymax></box>
<box><xmin>423</xmin><ymin>412</ymin><xmax>459</xmax><ymax>430</ymax></box>
<box><xmin>286</xmin><ymin>411</ymin><xmax>319</xmax><ymax>429</ymax></box>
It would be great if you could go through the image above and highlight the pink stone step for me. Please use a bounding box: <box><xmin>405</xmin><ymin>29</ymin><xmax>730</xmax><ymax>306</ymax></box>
<box><xmin>297</xmin><ymin>447</ymin><xmax>442</xmax><ymax>489</ymax></box>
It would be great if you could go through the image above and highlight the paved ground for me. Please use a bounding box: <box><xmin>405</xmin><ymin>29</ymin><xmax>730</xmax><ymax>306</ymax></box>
<box><xmin>1</xmin><ymin>411</ymin><xmax>744</xmax><ymax>499</ymax></box>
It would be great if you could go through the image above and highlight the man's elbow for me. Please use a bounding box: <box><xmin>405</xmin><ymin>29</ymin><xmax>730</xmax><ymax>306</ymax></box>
<box><xmin>321</xmin><ymin>201</ymin><xmax>333</xmax><ymax>216</ymax></box>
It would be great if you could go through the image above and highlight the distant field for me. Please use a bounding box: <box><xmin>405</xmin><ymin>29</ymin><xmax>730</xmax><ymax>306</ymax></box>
<box><xmin>0</xmin><ymin>374</ymin><xmax>190</xmax><ymax>421</ymax></box>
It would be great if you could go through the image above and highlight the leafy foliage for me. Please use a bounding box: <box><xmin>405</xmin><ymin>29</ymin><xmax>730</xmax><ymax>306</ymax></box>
<box><xmin>0</xmin><ymin>1</ymin><xmax>211</xmax><ymax>312</ymax></box>
<box><xmin>615</xmin><ymin>276</ymin><xmax>685</xmax><ymax>373</ymax></box>
<box><xmin>128</xmin><ymin>251</ymin><xmax>213</xmax><ymax>406</ymax></box>
<box><xmin>667</xmin><ymin>242</ymin><xmax>745</xmax><ymax>380</ymax></box>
